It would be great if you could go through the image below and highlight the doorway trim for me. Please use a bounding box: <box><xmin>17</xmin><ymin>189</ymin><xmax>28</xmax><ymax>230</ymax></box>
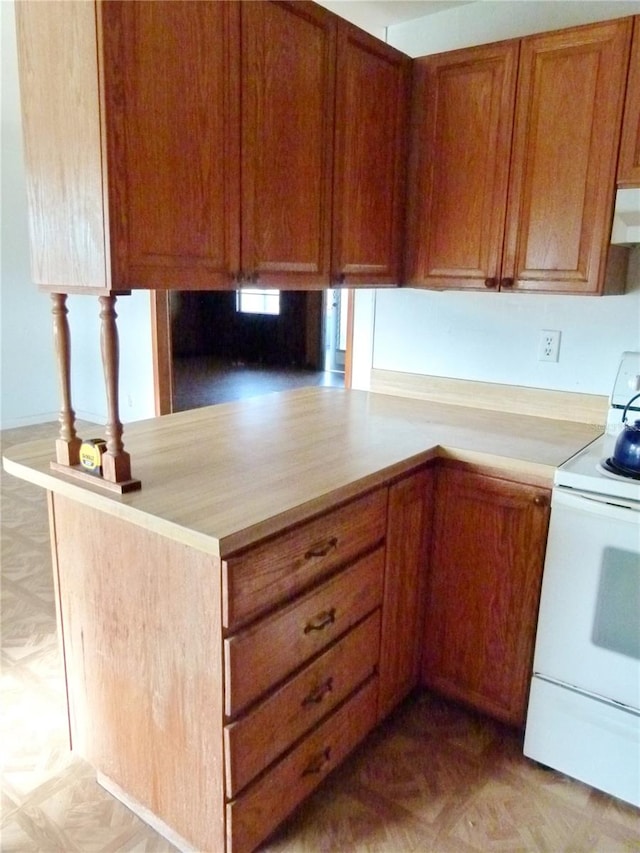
<box><xmin>150</xmin><ymin>288</ymin><xmax>353</xmax><ymax>415</ymax></box>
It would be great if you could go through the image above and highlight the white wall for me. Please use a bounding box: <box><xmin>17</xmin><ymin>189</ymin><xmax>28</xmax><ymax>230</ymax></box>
<box><xmin>355</xmin><ymin>0</ymin><xmax>640</xmax><ymax>397</ymax></box>
<box><xmin>1</xmin><ymin>1</ymin><xmax>155</xmax><ymax>430</ymax></box>
<box><xmin>1</xmin><ymin>0</ymin><xmax>58</xmax><ymax>428</ymax></box>
<box><xmin>389</xmin><ymin>0</ymin><xmax>640</xmax><ymax>57</ymax></box>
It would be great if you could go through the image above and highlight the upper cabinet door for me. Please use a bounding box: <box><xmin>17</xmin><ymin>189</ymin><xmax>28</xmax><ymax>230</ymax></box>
<box><xmin>240</xmin><ymin>1</ymin><xmax>336</xmax><ymax>288</ymax></box>
<box><xmin>503</xmin><ymin>19</ymin><xmax>632</xmax><ymax>294</ymax></box>
<box><xmin>102</xmin><ymin>1</ymin><xmax>241</xmax><ymax>290</ymax></box>
<box><xmin>332</xmin><ymin>23</ymin><xmax>411</xmax><ymax>286</ymax></box>
<box><xmin>618</xmin><ymin>16</ymin><xmax>640</xmax><ymax>187</ymax></box>
<box><xmin>405</xmin><ymin>41</ymin><xmax>519</xmax><ymax>289</ymax></box>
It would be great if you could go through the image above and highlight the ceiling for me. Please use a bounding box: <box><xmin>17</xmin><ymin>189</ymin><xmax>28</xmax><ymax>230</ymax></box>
<box><xmin>316</xmin><ymin>1</ymin><xmax>475</xmax><ymax>32</ymax></box>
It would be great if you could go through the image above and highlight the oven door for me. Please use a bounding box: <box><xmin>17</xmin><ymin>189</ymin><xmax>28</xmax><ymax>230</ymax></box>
<box><xmin>533</xmin><ymin>487</ymin><xmax>640</xmax><ymax>711</ymax></box>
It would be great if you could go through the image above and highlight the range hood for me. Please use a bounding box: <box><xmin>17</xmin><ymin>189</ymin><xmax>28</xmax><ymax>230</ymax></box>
<box><xmin>611</xmin><ymin>188</ymin><xmax>640</xmax><ymax>245</ymax></box>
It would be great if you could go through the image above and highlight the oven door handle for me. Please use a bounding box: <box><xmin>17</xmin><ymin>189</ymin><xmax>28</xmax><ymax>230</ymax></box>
<box><xmin>552</xmin><ymin>487</ymin><xmax>640</xmax><ymax>520</ymax></box>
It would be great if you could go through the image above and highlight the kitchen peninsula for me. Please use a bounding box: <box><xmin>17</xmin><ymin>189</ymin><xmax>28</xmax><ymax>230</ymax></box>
<box><xmin>3</xmin><ymin>387</ymin><xmax>603</xmax><ymax>853</ymax></box>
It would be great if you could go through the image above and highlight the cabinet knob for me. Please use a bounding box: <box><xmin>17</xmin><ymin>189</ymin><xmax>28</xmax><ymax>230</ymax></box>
<box><xmin>500</xmin><ymin>277</ymin><xmax>514</xmax><ymax>288</ymax></box>
<box><xmin>484</xmin><ymin>277</ymin><xmax>498</xmax><ymax>289</ymax></box>
<box><xmin>533</xmin><ymin>494</ymin><xmax>549</xmax><ymax>507</ymax></box>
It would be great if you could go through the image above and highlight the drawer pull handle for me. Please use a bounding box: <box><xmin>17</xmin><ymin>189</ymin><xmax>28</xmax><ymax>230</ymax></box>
<box><xmin>304</xmin><ymin>537</ymin><xmax>338</xmax><ymax>559</ymax></box>
<box><xmin>301</xmin><ymin>746</ymin><xmax>332</xmax><ymax>777</ymax></box>
<box><xmin>303</xmin><ymin>608</ymin><xmax>336</xmax><ymax>634</ymax></box>
<box><xmin>302</xmin><ymin>677</ymin><xmax>334</xmax><ymax>707</ymax></box>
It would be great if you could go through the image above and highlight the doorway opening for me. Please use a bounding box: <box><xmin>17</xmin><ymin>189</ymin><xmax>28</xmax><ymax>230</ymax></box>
<box><xmin>153</xmin><ymin>289</ymin><xmax>349</xmax><ymax>414</ymax></box>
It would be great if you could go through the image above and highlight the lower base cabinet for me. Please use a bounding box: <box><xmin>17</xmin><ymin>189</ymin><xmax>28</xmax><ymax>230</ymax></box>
<box><xmin>378</xmin><ymin>466</ymin><xmax>434</xmax><ymax>719</ymax></box>
<box><xmin>47</xmin><ymin>460</ymin><xmax>552</xmax><ymax>853</ymax></box>
<box><xmin>422</xmin><ymin>466</ymin><xmax>551</xmax><ymax>726</ymax></box>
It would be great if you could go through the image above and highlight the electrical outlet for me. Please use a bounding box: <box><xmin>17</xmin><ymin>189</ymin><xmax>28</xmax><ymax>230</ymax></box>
<box><xmin>538</xmin><ymin>330</ymin><xmax>561</xmax><ymax>362</ymax></box>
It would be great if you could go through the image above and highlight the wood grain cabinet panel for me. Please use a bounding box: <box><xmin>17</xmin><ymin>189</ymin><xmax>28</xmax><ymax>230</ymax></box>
<box><xmin>332</xmin><ymin>22</ymin><xmax>411</xmax><ymax>285</ymax></box>
<box><xmin>224</xmin><ymin>547</ymin><xmax>384</xmax><ymax>716</ymax></box>
<box><xmin>504</xmin><ymin>18</ymin><xmax>632</xmax><ymax>293</ymax></box>
<box><xmin>16</xmin><ymin>0</ymin><xmax>241</xmax><ymax>292</ymax></box>
<box><xmin>222</xmin><ymin>487</ymin><xmax>387</xmax><ymax>631</ymax></box>
<box><xmin>618</xmin><ymin>16</ymin><xmax>640</xmax><ymax>187</ymax></box>
<box><xmin>422</xmin><ymin>467</ymin><xmax>551</xmax><ymax>727</ymax></box>
<box><xmin>407</xmin><ymin>18</ymin><xmax>632</xmax><ymax>295</ymax></box>
<box><xmin>240</xmin><ymin>1</ymin><xmax>336</xmax><ymax>286</ymax></box>
<box><xmin>378</xmin><ymin>467</ymin><xmax>434</xmax><ymax>720</ymax></box>
<box><xmin>102</xmin><ymin>0</ymin><xmax>241</xmax><ymax>290</ymax></box>
<box><xmin>406</xmin><ymin>41</ymin><xmax>519</xmax><ymax>289</ymax></box>
<box><xmin>226</xmin><ymin>676</ymin><xmax>378</xmax><ymax>853</ymax></box>
<box><xmin>17</xmin><ymin>0</ymin><xmax>408</xmax><ymax>292</ymax></box>
<box><xmin>224</xmin><ymin>611</ymin><xmax>380</xmax><ymax>797</ymax></box>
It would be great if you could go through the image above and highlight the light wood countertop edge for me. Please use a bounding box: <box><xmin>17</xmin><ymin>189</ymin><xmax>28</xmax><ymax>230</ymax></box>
<box><xmin>3</xmin><ymin>444</ymin><xmax>557</xmax><ymax>558</ymax></box>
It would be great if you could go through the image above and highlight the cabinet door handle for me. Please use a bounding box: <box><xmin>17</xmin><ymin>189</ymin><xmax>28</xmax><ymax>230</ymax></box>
<box><xmin>533</xmin><ymin>494</ymin><xmax>549</xmax><ymax>507</ymax></box>
<box><xmin>304</xmin><ymin>537</ymin><xmax>338</xmax><ymax>559</ymax></box>
<box><xmin>303</xmin><ymin>608</ymin><xmax>336</xmax><ymax>634</ymax></box>
<box><xmin>500</xmin><ymin>277</ymin><xmax>514</xmax><ymax>288</ymax></box>
<box><xmin>484</xmin><ymin>277</ymin><xmax>497</xmax><ymax>289</ymax></box>
<box><xmin>301</xmin><ymin>677</ymin><xmax>334</xmax><ymax>707</ymax></box>
<box><xmin>301</xmin><ymin>746</ymin><xmax>332</xmax><ymax>777</ymax></box>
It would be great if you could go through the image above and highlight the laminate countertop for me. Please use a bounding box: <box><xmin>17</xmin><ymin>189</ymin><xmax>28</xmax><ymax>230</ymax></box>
<box><xmin>3</xmin><ymin>387</ymin><xmax>602</xmax><ymax>557</ymax></box>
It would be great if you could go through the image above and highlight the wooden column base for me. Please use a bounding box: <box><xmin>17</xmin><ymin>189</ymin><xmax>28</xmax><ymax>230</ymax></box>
<box><xmin>50</xmin><ymin>461</ymin><xmax>141</xmax><ymax>494</ymax></box>
<box><xmin>55</xmin><ymin>437</ymin><xmax>82</xmax><ymax>467</ymax></box>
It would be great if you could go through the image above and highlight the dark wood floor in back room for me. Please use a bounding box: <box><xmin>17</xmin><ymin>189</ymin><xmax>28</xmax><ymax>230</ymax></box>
<box><xmin>2</xmin><ymin>422</ymin><xmax>639</xmax><ymax>852</ymax></box>
<box><xmin>172</xmin><ymin>357</ymin><xmax>344</xmax><ymax>412</ymax></box>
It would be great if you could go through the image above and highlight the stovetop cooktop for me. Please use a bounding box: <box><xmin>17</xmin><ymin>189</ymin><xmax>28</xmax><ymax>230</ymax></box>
<box><xmin>555</xmin><ymin>434</ymin><xmax>640</xmax><ymax>503</ymax></box>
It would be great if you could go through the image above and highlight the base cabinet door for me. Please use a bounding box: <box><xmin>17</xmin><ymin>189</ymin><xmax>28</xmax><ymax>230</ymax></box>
<box><xmin>422</xmin><ymin>467</ymin><xmax>550</xmax><ymax>727</ymax></box>
<box><xmin>378</xmin><ymin>467</ymin><xmax>434</xmax><ymax>720</ymax></box>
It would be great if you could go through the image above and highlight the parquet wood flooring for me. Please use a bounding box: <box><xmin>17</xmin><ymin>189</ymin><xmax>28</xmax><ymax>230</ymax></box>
<box><xmin>2</xmin><ymin>423</ymin><xmax>639</xmax><ymax>853</ymax></box>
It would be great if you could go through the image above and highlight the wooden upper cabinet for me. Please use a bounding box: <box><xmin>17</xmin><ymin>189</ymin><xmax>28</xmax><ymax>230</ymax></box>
<box><xmin>332</xmin><ymin>23</ymin><xmax>411</xmax><ymax>285</ymax></box>
<box><xmin>618</xmin><ymin>16</ymin><xmax>640</xmax><ymax>187</ymax></box>
<box><xmin>15</xmin><ymin>0</ymin><xmax>241</xmax><ymax>293</ymax></box>
<box><xmin>504</xmin><ymin>18</ymin><xmax>632</xmax><ymax>294</ymax></box>
<box><xmin>407</xmin><ymin>18</ymin><xmax>633</xmax><ymax>295</ymax></box>
<box><xmin>17</xmin><ymin>0</ymin><xmax>407</xmax><ymax>293</ymax></box>
<box><xmin>240</xmin><ymin>1</ymin><xmax>336</xmax><ymax>288</ymax></box>
<box><xmin>103</xmin><ymin>0</ymin><xmax>241</xmax><ymax>290</ymax></box>
<box><xmin>406</xmin><ymin>41</ymin><xmax>519</xmax><ymax>289</ymax></box>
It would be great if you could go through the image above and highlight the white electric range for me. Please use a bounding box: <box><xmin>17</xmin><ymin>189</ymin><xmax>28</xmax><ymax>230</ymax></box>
<box><xmin>524</xmin><ymin>352</ymin><xmax>640</xmax><ymax>808</ymax></box>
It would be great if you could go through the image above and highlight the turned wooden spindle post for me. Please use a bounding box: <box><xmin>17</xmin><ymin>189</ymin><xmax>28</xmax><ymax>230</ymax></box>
<box><xmin>99</xmin><ymin>295</ymin><xmax>132</xmax><ymax>483</ymax></box>
<box><xmin>51</xmin><ymin>292</ymin><xmax>81</xmax><ymax>466</ymax></box>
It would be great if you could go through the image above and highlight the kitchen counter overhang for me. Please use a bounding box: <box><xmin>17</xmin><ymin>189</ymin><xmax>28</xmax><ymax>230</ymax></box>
<box><xmin>2</xmin><ymin>386</ymin><xmax>602</xmax><ymax>558</ymax></box>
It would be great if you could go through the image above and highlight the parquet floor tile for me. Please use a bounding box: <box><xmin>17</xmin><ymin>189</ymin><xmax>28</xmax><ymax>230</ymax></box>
<box><xmin>2</xmin><ymin>423</ymin><xmax>639</xmax><ymax>852</ymax></box>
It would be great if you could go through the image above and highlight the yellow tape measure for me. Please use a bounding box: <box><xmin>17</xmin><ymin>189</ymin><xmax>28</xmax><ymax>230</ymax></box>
<box><xmin>79</xmin><ymin>438</ymin><xmax>107</xmax><ymax>475</ymax></box>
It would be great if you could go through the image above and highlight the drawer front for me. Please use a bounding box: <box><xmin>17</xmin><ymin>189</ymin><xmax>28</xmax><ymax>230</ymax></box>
<box><xmin>224</xmin><ymin>610</ymin><xmax>380</xmax><ymax>797</ymax></box>
<box><xmin>222</xmin><ymin>488</ymin><xmax>387</xmax><ymax>630</ymax></box>
<box><xmin>226</xmin><ymin>676</ymin><xmax>378</xmax><ymax>853</ymax></box>
<box><xmin>224</xmin><ymin>547</ymin><xmax>384</xmax><ymax>717</ymax></box>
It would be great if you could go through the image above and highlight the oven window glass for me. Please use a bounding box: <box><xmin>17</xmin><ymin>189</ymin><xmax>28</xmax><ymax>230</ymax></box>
<box><xmin>591</xmin><ymin>547</ymin><xmax>640</xmax><ymax>660</ymax></box>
